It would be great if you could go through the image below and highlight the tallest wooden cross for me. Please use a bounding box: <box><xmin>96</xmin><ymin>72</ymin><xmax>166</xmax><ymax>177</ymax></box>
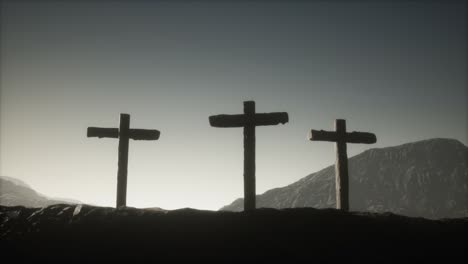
<box><xmin>87</xmin><ymin>113</ymin><xmax>160</xmax><ymax>208</ymax></box>
<box><xmin>309</xmin><ymin>119</ymin><xmax>376</xmax><ymax>211</ymax></box>
<box><xmin>209</xmin><ymin>101</ymin><xmax>289</xmax><ymax>212</ymax></box>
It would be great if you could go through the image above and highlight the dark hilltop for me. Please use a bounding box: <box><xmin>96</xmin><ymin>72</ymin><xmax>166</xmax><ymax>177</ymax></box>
<box><xmin>1</xmin><ymin>204</ymin><xmax>466</xmax><ymax>261</ymax></box>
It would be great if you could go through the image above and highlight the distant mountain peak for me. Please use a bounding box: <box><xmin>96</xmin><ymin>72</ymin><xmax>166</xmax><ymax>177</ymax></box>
<box><xmin>0</xmin><ymin>176</ymin><xmax>32</xmax><ymax>189</ymax></box>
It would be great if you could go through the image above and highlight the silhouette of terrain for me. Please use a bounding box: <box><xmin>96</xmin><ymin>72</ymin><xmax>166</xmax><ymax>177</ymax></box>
<box><xmin>0</xmin><ymin>176</ymin><xmax>81</xmax><ymax>207</ymax></box>
<box><xmin>222</xmin><ymin>138</ymin><xmax>468</xmax><ymax>219</ymax></box>
<box><xmin>0</xmin><ymin>204</ymin><xmax>466</xmax><ymax>261</ymax></box>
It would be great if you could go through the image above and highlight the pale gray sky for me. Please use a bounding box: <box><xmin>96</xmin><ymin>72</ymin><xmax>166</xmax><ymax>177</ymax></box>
<box><xmin>0</xmin><ymin>0</ymin><xmax>466</xmax><ymax>210</ymax></box>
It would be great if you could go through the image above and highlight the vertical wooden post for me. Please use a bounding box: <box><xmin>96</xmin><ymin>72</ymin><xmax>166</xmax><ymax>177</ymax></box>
<box><xmin>117</xmin><ymin>113</ymin><xmax>130</xmax><ymax>208</ymax></box>
<box><xmin>243</xmin><ymin>101</ymin><xmax>256</xmax><ymax>211</ymax></box>
<box><xmin>335</xmin><ymin>119</ymin><xmax>349</xmax><ymax>211</ymax></box>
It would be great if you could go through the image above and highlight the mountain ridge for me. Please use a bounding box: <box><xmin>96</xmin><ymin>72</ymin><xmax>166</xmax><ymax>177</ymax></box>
<box><xmin>221</xmin><ymin>138</ymin><xmax>468</xmax><ymax>219</ymax></box>
<box><xmin>0</xmin><ymin>176</ymin><xmax>81</xmax><ymax>207</ymax></box>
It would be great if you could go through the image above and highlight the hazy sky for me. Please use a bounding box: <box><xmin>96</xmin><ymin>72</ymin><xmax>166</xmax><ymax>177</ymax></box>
<box><xmin>1</xmin><ymin>0</ymin><xmax>466</xmax><ymax>210</ymax></box>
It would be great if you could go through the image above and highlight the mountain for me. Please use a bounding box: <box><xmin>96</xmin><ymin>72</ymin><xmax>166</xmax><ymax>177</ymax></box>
<box><xmin>0</xmin><ymin>176</ymin><xmax>80</xmax><ymax>207</ymax></box>
<box><xmin>221</xmin><ymin>138</ymin><xmax>468</xmax><ymax>219</ymax></box>
<box><xmin>1</xmin><ymin>204</ymin><xmax>466</xmax><ymax>261</ymax></box>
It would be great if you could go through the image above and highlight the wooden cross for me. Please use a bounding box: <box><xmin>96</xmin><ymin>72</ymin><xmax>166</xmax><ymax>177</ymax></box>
<box><xmin>209</xmin><ymin>101</ymin><xmax>288</xmax><ymax>212</ymax></box>
<box><xmin>309</xmin><ymin>119</ymin><xmax>376</xmax><ymax>211</ymax></box>
<box><xmin>87</xmin><ymin>113</ymin><xmax>160</xmax><ymax>208</ymax></box>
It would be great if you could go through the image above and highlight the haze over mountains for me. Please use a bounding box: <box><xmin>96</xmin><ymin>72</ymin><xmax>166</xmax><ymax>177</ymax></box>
<box><xmin>222</xmin><ymin>138</ymin><xmax>468</xmax><ymax>219</ymax></box>
<box><xmin>0</xmin><ymin>176</ymin><xmax>80</xmax><ymax>207</ymax></box>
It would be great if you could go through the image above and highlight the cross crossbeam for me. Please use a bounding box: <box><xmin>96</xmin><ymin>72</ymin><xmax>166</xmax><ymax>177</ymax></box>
<box><xmin>209</xmin><ymin>112</ymin><xmax>288</xmax><ymax>127</ymax></box>
<box><xmin>87</xmin><ymin>127</ymin><xmax>160</xmax><ymax>140</ymax></box>
<box><xmin>309</xmin><ymin>130</ymin><xmax>376</xmax><ymax>144</ymax></box>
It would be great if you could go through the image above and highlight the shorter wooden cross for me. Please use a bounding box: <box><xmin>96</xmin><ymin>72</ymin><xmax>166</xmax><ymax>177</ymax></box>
<box><xmin>309</xmin><ymin>119</ymin><xmax>376</xmax><ymax>211</ymax></box>
<box><xmin>87</xmin><ymin>113</ymin><xmax>160</xmax><ymax>208</ymax></box>
<box><xmin>209</xmin><ymin>101</ymin><xmax>288</xmax><ymax>212</ymax></box>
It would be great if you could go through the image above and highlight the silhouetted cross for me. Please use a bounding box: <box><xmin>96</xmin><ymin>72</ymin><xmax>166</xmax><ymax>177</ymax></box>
<box><xmin>309</xmin><ymin>119</ymin><xmax>376</xmax><ymax>211</ymax></box>
<box><xmin>87</xmin><ymin>113</ymin><xmax>160</xmax><ymax>208</ymax></box>
<box><xmin>209</xmin><ymin>101</ymin><xmax>289</xmax><ymax>211</ymax></box>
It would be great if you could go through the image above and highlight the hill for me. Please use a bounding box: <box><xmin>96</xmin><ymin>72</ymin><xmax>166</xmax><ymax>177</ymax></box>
<box><xmin>0</xmin><ymin>204</ymin><xmax>466</xmax><ymax>261</ymax></box>
<box><xmin>222</xmin><ymin>138</ymin><xmax>468</xmax><ymax>219</ymax></box>
<box><xmin>0</xmin><ymin>176</ymin><xmax>80</xmax><ymax>207</ymax></box>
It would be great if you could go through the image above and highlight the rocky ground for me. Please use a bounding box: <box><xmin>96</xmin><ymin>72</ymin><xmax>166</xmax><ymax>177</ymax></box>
<box><xmin>1</xmin><ymin>204</ymin><xmax>467</xmax><ymax>262</ymax></box>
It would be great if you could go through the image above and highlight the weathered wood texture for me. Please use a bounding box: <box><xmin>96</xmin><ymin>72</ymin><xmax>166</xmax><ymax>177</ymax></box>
<box><xmin>87</xmin><ymin>127</ymin><xmax>119</xmax><ymax>138</ymax></box>
<box><xmin>209</xmin><ymin>113</ymin><xmax>288</xmax><ymax>128</ymax></box>
<box><xmin>309</xmin><ymin>130</ymin><xmax>376</xmax><ymax>144</ymax></box>
<box><xmin>128</xmin><ymin>129</ymin><xmax>160</xmax><ymax>140</ymax></box>
<box><xmin>243</xmin><ymin>101</ymin><xmax>256</xmax><ymax>212</ymax></box>
<box><xmin>334</xmin><ymin>119</ymin><xmax>349</xmax><ymax>211</ymax></box>
<box><xmin>117</xmin><ymin>114</ymin><xmax>130</xmax><ymax>208</ymax></box>
<box><xmin>209</xmin><ymin>101</ymin><xmax>289</xmax><ymax>212</ymax></box>
<box><xmin>88</xmin><ymin>128</ymin><xmax>159</xmax><ymax>140</ymax></box>
<box><xmin>309</xmin><ymin>119</ymin><xmax>376</xmax><ymax>211</ymax></box>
